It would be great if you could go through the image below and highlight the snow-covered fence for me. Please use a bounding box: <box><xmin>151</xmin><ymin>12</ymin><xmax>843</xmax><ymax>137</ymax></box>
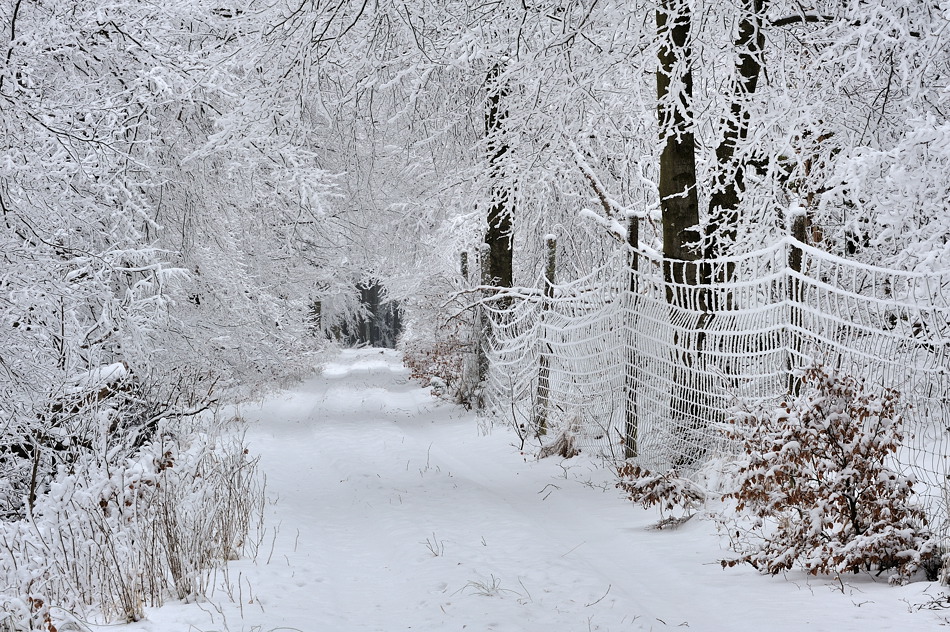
<box><xmin>482</xmin><ymin>237</ymin><xmax>950</xmax><ymax>537</ymax></box>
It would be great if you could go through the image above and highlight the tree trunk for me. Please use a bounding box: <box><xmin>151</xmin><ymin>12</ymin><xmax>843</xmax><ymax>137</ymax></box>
<box><xmin>704</xmin><ymin>0</ymin><xmax>766</xmax><ymax>264</ymax></box>
<box><xmin>657</xmin><ymin>0</ymin><xmax>706</xmax><ymax>467</ymax></box>
<box><xmin>787</xmin><ymin>211</ymin><xmax>809</xmax><ymax>395</ymax></box>
<box><xmin>475</xmin><ymin>65</ymin><xmax>514</xmax><ymax>410</ymax></box>
<box><xmin>535</xmin><ymin>235</ymin><xmax>556</xmax><ymax>436</ymax></box>
<box><xmin>657</xmin><ymin>0</ymin><xmax>700</xmax><ymax>285</ymax></box>
<box><xmin>624</xmin><ymin>216</ymin><xmax>640</xmax><ymax>458</ymax></box>
<box><xmin>484</xmin><ymin>64</ymin><xmax>513</xmax><ymax>290</ymax></box>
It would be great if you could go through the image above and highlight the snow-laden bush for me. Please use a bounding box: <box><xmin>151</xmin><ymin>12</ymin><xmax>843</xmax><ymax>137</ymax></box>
<box><xmin>0</xmin><ymin>413</ymin><xmax>262</xmax><ymax>630</ymax></box>
<box><xmin>402</xmin><ymin>297</ymin><xmax>482</xmax><ymax>408</ymax></box>
<box><xmin>616</xmin><ymin>465</ymin><xmax>705</xmax><ymax>528</ymax></box>
<box><xmin>405</xmin><ymin>333</ymin><xmax>466</xmax><ymax>392</ymax></box>
<box><xmin>722</xmin><ymin>365</ymin><xmax>936</xmax><ymax>583</ymax></box>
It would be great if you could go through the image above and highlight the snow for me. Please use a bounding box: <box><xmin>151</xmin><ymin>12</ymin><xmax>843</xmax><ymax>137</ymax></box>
<box><xmin>94</xmin><ymin>349</ymin><xmax>948</xmax><ymax>631</ymax></box>
<box><xmin>65</xmin><ymin>362</ymin><xmax>128</xmax><ymax>394</ymax></box>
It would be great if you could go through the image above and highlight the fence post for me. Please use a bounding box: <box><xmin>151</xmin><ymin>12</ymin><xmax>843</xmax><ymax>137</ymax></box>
<box><xmin>535</xmin><ymin>235</ymin><xmax>556</xmax><ymax>436</ymax></box>
<box><xmin>624</xmin><ymin>217</ymin><xmax>640</xmax><ymax>458</ymax></box>
<box><xmin>476</xmin><ymin>243</ymin><xmax>491</xmax><ymax>396</ymax></box>
<box><xmin>456</xmin><ymin>250</ymin><xmax>478</xmax><ymax>406</ymax></box>
<box><xmin>787</xmin><ymin>212</ymin><xmax>808</xmax><ymax>396</ymax></box>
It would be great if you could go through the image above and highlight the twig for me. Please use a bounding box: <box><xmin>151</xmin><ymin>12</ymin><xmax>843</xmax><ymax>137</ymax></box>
<box><xmin>560</xmin><ymin>541</ymin><xmax>586</xmax><ymax>558</ymax></box>
<box><xmin>585</xmin><ymin>584</ymin><xmax>611</xmax><ymax>607</ymax></box>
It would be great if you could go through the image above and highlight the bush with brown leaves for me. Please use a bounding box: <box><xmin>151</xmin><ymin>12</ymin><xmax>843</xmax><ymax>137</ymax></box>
<box><xmin>722</xmin><ymin>365</ymin><xmax>936</xmax><ymax>583</ymax></box>
<box><xmin>617</xmin><ymin>464</ymin><xmax>705</xmax><ymax>527</ymax></box>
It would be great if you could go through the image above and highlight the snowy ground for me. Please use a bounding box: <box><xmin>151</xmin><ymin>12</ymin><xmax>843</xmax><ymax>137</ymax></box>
<box><xmin>95</xmin><ymin>348</ymin><xmax>949</xmax><ymax>631</ymax></box>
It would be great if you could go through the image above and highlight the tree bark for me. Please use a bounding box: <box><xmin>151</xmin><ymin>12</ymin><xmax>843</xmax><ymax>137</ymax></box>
<box><xmin>535</xmin><ymin>236</ymin><xmax>556</xmax><ymax>436</ymax></box>
<box><xmin>787</xmin><ymin>211</ymin><xmax>809</xmax><ymax>395</ymax></box>
<box><xmin>657</xmin><ymin>0</ymin><xmax>707</xmax><ymax>467</ymax></box>
<box><xmin>657</xmin><ymin>0</ymin><xmax>700</xmax><ymax>272</ymax></box>
<box><xmin>624</xmin><ymin>216</ymin><xmax>640</xmax><ymax>458</ymax></box>
<box><xmin>473</xmin><ymin>65</ymin><xmax>514</xmax><ymax>409</ymax></box>
<box><xmin>705</xmin><ymin>0</ymin><xmax>766</xmax><ymax>263</ymax></box>
<box><xmin>484</xmin><ymin>64</ymin><xmax>513</xmax><ymax>290</ymax></box>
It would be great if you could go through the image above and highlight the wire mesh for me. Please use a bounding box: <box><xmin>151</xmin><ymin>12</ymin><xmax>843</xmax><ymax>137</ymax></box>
<box><xmin>482</xmin><ymin>237</ymin><xmax>950</xmax><ymax>538</ymax></box>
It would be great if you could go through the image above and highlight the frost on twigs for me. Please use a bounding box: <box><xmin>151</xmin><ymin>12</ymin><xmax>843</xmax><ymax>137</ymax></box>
<box><xmin>721</xmin><ymin>365</ymin><xmax>936</xmax><ymax>583</ymax></box>
<box><xmin>0</xmin><ymin>414</ymin><xmax>263</xmax><ymax>629</ymax></box>
<box><xmin>616</xmin><ymin>465</ymin><xmax>705</xmax><ymax>529</ymax></box>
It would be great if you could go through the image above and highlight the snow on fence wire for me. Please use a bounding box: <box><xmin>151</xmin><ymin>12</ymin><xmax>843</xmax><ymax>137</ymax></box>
<box><xmin>481</xmin><ymin>237</ymin><xmax>950</xmax><ymax>537</ymax></box>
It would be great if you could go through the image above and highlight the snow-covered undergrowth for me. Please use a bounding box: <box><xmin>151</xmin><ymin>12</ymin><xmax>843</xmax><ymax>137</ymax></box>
<box><xmin>88</xmin><ymin>349</ymin><xmax>950</xmax><ymax>632</ymax></box>
<box><xmin>0</xmin><ymin>414</ymin><xmax>261</xmax><ymax>630</ymax></box>
<box><xmin>722</xmin><ymin>365</ymin><xmax>937</xmax><ymax>583</ymax></box>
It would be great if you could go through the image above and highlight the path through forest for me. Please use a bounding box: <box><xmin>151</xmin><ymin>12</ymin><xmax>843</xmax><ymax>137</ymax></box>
<box><xmin>113</xmin><ymin>349</ymin><xmax>947</xmax><ymax>631</ymax></box>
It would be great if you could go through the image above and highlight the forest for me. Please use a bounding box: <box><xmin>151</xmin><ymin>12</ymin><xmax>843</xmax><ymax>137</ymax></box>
<box><xmin>2</xmin><ymin>0</ymin><xmax>950</xmax><ymax>628</ymax></box>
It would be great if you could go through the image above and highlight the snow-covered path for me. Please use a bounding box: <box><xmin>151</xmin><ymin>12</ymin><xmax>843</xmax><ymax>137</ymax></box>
<box><xmin>117</xmin><ymin>349</ymin><xmax>947</xmax><ymax>631</ymax></box>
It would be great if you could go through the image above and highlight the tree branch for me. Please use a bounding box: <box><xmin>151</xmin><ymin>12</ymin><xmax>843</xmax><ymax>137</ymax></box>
<box><xmin>769</xmin><ymin>14</ymin><xmax>834</xmax><ymax>28</ymax></box>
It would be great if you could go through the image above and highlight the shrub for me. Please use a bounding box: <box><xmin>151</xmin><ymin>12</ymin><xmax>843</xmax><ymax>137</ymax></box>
<box><xmin>0</xmin><ymin>412</ymin><xmax>262</xmax><ymax>629</ymax></box>
<box><xmin>403</xmin><ymin>318</ymin><xmax>482</xmax><ymax>407</ymax></box>
<box><xmin>404</xmin><ymin>337</ymin><xmax>465</xmax><ymax>391</ymax></box>
<box><xmin>616</xmin><ymin>464</ymin><xmax>705</xmax><ymax>527</ymax></box>
<box><xmin>722</xmin><ymin>364</ymin><xmax>936</xmax><ymax>583</ymax></box>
